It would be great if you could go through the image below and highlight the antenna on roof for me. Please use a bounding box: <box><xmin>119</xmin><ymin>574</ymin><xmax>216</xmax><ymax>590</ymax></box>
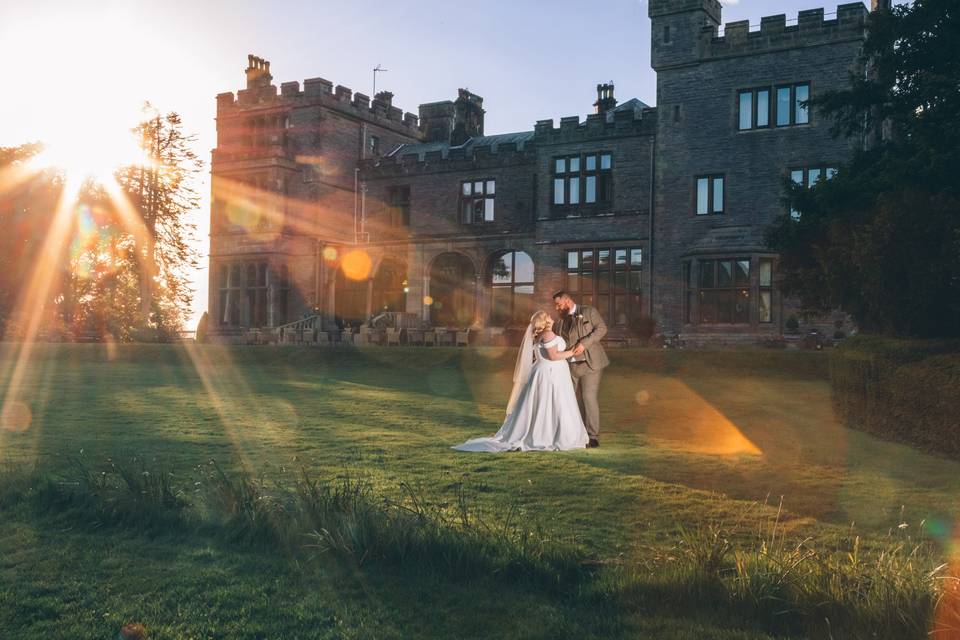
<box><xmin>373</xmin><ymin>64</ymin><xmax>388</xmax><ymax>97</ymax></box>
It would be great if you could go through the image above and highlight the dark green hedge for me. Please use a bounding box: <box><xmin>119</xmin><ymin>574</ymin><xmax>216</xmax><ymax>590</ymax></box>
<box><xmin>830</xmin><ymin>336</ymin><xmax>960</xmax><ymax>457</ymax></box>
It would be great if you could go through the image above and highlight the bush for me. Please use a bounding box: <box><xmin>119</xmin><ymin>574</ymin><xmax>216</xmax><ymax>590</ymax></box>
<box><xmin>785</xmin><ymin>315</ymin><xmax>800</xmax><ymax>333</ymax></box>
<box><xmin>830</xmin><ymin>336</ymin><xmax>960</xmax><ymax>457</ymax></box>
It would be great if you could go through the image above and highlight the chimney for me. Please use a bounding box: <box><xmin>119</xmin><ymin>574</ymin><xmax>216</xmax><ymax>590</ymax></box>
<box><xmin>245</xmin><ymin>54</ymin><xmax>273</xmax><ymax>89</ymax></box>
<box><xmin>594</xmin><ymin>83</ymin><xmax>617</xmax><ymax>117</ymax></box>
<box><xmin>871</xmin><ymin>0</ymin><xmax>892</xmax><ymax>11</ymax></box>
<box><xmin>451</xmin><ymin>89</ymin><xmax>484</xmax><ymax>146</ymax></box>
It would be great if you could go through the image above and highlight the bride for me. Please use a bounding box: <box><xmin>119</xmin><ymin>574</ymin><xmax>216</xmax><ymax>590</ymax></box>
<box><xmin>453</xmin><ymin>310</ymin><xmax>589</xmax><ymax>452</ymax></box>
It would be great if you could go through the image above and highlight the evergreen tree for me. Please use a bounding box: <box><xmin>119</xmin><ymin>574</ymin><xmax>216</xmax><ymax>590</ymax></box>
<box><xmin>766</xmin><ymin>0</ymin><xmax>960</xmax><ymax>338</ymax></box>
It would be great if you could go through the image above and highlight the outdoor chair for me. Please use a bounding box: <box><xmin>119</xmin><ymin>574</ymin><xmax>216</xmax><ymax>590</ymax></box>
<box><xmin>456</xmin><ymin>329</ymin><xmax>470</xmax><ymax>347</ymax></box>
<box><xmin>407</xmin><ymin>329</ymin><xmax>424</xmax><ymax>346</ymax></box>
<box><xmin>424</xmin><ymin>331</ymin><xmax>436</xmax><ymax>347</ymax></box>
<box><xmin>386</xmin><ymin>328</ymin><xmax>401</xmax><ymax>346</ymax></box>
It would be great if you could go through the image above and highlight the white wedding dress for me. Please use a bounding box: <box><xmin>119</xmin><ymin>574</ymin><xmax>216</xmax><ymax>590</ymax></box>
<box><xmin>453</xmin><ymin>335</ymin><xmax>589</xmax><ymax>452</ymax></box>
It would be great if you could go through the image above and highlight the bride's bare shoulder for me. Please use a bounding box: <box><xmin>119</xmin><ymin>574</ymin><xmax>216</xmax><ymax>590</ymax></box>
<box><xmin>540</xmin><ymin>330</ymin><xmax>557</xmax><ymax>342</ymax></box>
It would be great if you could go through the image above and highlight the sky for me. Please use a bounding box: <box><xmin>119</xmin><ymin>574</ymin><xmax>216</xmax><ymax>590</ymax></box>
<box><xmin>0</xmin><ymin>0</ymin><xmax>893</xmax><ymax>328</ymax></box>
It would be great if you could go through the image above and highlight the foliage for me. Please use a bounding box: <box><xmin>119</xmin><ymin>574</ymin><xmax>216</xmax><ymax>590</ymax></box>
<box><xmin>766</xmin><ymin>0</ymin><xmax>960</xmax><ymax>338</ymax></box>
<box><xmin>830</xmin><ymin>335</ymin><xmax>960</xmax><ymax>457</ymax></box>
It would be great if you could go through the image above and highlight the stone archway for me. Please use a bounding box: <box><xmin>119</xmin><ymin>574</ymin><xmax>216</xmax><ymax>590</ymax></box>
<box><xmin>429</xmin><ymin>252</ymin><xmax>476</xmax><ymax>327</ymax></box>
<box><xmin>372</xmin><ymin>259</ymin><xmax>407</xmax><ymax>313</ymax></box>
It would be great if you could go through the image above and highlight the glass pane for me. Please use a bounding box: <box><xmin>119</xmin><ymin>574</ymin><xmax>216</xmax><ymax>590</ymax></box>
<box><xmin>696</xmin><ymin>178</ymin><xmax>709</xmax><ymax>215</ymax></box>
<box><xmin>486</xmin><ymin>180</ymin><xmax>495</xmax><ymax>195</ymax></box>
<box><xmin>735</xmin><ymin>259</ymin><xmax>750</xmax><ymax>285</ymax></box>
<box><xmin>615</xmin><ymin>249</ymin><xmax>627</xmax><ymax>267</ymax></box>
<box><xmin>555</xmin><ymin>158</ymin><xmax>566</xmax><ymax>174</ymax></box>
<box><xmin>739</xmin><ymin>91</ymin><xmax>752</xmax><ymax>130</ymax></box>
<box><xmin>513</xmin><ymin>252</ymin><xmax>534</xmax><ymax>283</ymax></box>
<box><xmin>759</xmin><ymin>259</ymin><xmax>772</xmax><ymax>287</ymax></box>
<box><xmin>699</xmin><ymin>290</ymin><xmax>716</xmax><ymax>324</ymax></box>
<box><xmin>462</xmin><ymin>200</ymin><xmax>471</xmax><ymax>223</ymax></box>
<box><xmin>585</xmin><ymin>155</ymin><xmax>597</xmax><ymax>171</ymax></box>
<box><xmin>734</xmin><ymin>289</ymin><xmax>750</xmax><ymax>323</ymax></box>
<box><xmin>826</xmin><ymin>167</ymin><xmax>838</xmax><ymax>180</ymax></box>
<box><xmin>712</xmin><ymin>177</ymin><xmax>724</xmax><ymax>213</ymax></box>
<box><xmin>484</xmin><ymin>198</ymin><xmax>495</xmax><ymax>221</ymax></box>
<box><xmin>490</xmin><ymin>287</ymin><xmax>511</xmax><ymax>326</ymax></box>
<box><xmin>717</xmin><ymin>290</ymin><xmax>734</xmax><ymax>324</ymax></box>
<box><xmin>699</xmin><ymin>260</ymin><xmax>715</xmax><ymax>288</ymax></box>
<box><xmin>258</xmin><ymin>263</ymin><xmax>268</xmax><ymax>286</ymax></box>
<box><xmin>777</xmin><ymin>87</ymin><xmax>791</xmax><ymax>126</ymax></box>
<box><xmin>601</xmin><ymin>154</ymin><xmax>612</xmax><ymax>170</ymax></box>
<box><xmin>567</xmin><ymin>251</ymin><xmax>579</xmax><ymax>270</ymax></box>
<box><xmin>585</xmin><ymin>176</ymin><xmax>597</xmax><ymax>203</ymax></box>
<box><xmin>759</xmin><ymin>291</ymin><xmax>772</xmax><ymax>323</ymax></box>
<box><xmin>474</xmin><ymin>181</ymin><xmax>483</xmax><ymax>194</ymax></box>
<box><xmin>596</xmin><ymin>295</ymin><xmax>609</xmax><ymax>319</ymax></box>
<box><xmin>807</xmin><ymin>168</ymin><xmax>821</xmax><ymax>187</ymax></box>
<box><xmin>614</xmin><ymin>271</ymin><xmax>627</xmax><ymax>292</ymax></box>
<box><xmin>580</xmin><ymin>272</ymin><xmax>593</xmax><ymax>292</ymax></box>
<box><xmin>230</xmin><ymin>264</ymin><xmax>243</xmax><ymax>287</ymax></box>
<box><xmin>569</xmin><ymin>177</ymin><xmax>580</xmax><ymax>204</ymax></box>
<box><xmin>598</xmin><ymin>274</ymin><xmax>609</xmax><ymax>293</ymax></box>
<box><xmin>795</xmin><ymin>84</ymin><xmax>809</xmax><ymax>124</ymax></box>
<box><xmin>219</xmin><ymin>264</ymin><xmax>228</xmax><ymax>289</ymax></box>
<box><xmin>462</xmin><ymin>182</ymin><xmax>472</xmax><ymax>196</ymax></box>
<box><xmin>246</xmin><ymin>264</ymin><xmax>256</xmax><ymax>287</ymax></box>
<box><xmin>581</xmin><ymin>250</ymin><xmax>593</xmax><ymax>269</ymax></box>
<box><xmin>631</xmin><ymin>248</ymin><xmax>642</xmax><ymax>267</ymax></box>
<box><xmin>474</xmin><ymin>199</ymin><xmax>485</xmax><ymax>222</ymax></box>
<box><xmin>757</xmin><ymin>90</ymin><xmax>770</xmax><ymax>127</ymax></box>
<box><xmin>718</xmin><ymin>260</ymin><xmax>733</xmax><ymax>287</ymax></box>
<box><xmin>553</xmin><ymin>178</ymin><xmax>565</xmax><ymax>205</ymax></box>
<box><xmin>569</xmin><ymin>157</ymin><xmax>580</xmax><ymax>173</ymax></box>
<box><xmin>598</xmin><ymin>249</ymin><xmax>610</xmax><ymax>268</ymax></box>
<box><xmin>614</xmin><ymin>296</ymin><xmax>627</xmax><ymax>326</ymax></box>
<box><xmin>629</xmin><ymin>270</ymin><xmax>642</xmax><ymax>294</ymax></box>
<box><xmin>568</xmin><ymin>272</ymin><xmax>580</xmax><ymax>292</ymax></box>
<box><xmin>791</xmin><ymin>169</ymin><xmax>804</xmax><ymax>185</ymax></box>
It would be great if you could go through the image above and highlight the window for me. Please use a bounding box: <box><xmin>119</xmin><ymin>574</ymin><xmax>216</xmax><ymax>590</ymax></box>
<box><xmin>695</xmin><ymin>175</ymin><xmax>724</xmax><ymax>215</ymax></box>
<box><xmin>789</xmin><ymin>165</ymin><xmax>838</xmax><ymax>219</ymax></box>
<box><xmin>759</xmin><ymin>259</ymin><xmax>774</xmax><ymax>323</ymax></box>
<box><xmin>490</xmin><ymin>251</ymin><xmax>535</xmax><ymax>326</ymax></box>
<box><xmin>279</xmin><ymin>264</ymin><xmax>290</xmax><ymax>325</ymax></box>
<box><xmin>565</xmin><ymin>247</ymin><xmax>643</xmax><ymax>327</ymax></box>
<box><xmin>461</xmin><ymin>179</ymin><xmax>495</xmax><ymax>224</ymax></box>
<box><xmin>738</xmin><ymin>88</ymin><xmax>771</xmax><ymax>130</ymax></box>
<box><xmin>219</xmin><ymin>262</ymin><xmax>269</xmax><ymax>328</ymax></box>
<box><xmin>368</xmin><ymin>135</ymin><xmax>380</xmax><ymax>156</ymax></box>
<box><xmin>738</xmin><ymin>83</ymin><xmax>808</xmax><ymax>130</ymax></box>
<box><xmin>552</xmin><ymin>152</ymin><xmax>613</xmax><ymax>209</ymax></box>
<box><xmin>697</xmin><ymin>258</ymin><xmax>750</xmax><ymax>324</ymax></box>
<box><xmin>663</xmin><ymin>25</ymin><xmax>671</xmax><ymax>44</ymax></box>
<box><xmin>387</xmin><ymin>186</ymin><xmax>410</xmax><ymax>227</ymax></box>
<box><xmin>776</xmin><ymin>83</ymin><xmax>810</xmax><ymax>127</ymax></box>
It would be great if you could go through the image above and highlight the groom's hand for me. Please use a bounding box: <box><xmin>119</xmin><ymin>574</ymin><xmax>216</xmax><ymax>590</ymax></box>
<box><xmin>572</xmin><ymin>343</ymin><xmax>586</xmax><ymax>356</ymax></box>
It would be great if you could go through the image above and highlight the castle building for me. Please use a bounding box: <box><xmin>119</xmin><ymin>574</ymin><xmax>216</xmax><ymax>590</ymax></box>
<box><xmin>209</xmin><ymin>1</ymin><xmax>879</xmax><ymax>344</ymax></box>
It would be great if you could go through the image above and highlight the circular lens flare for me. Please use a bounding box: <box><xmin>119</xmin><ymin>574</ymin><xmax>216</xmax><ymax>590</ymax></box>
<box><xmin>341</xmin><ymin>250</ymin><xmax>372</xmax><ymax>280</ymax></box>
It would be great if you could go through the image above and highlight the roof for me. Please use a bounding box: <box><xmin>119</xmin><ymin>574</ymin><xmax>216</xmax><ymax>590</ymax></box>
<box><xmin>387</xmin><ymin>130</ymin><xmax>535</xmax><ymax>160</ymax></box>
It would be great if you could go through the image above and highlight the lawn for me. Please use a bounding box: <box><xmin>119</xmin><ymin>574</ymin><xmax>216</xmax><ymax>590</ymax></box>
<box><xmin>1</xmin><ymin>343</ymin><xmax>958</xmax><ymax>639</ymax></box>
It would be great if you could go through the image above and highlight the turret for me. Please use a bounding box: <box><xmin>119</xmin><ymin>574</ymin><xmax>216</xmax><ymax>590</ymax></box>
<box><xmin>648</xmin><ymin>0</ymin><xmax>722</xmax><ymax>70</ymax></box>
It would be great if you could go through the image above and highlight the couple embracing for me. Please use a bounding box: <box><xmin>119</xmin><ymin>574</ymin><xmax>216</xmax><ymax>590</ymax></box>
<box><xmin>453</xmin><ymin>291</ymin><xmax>608</xmax><ymax>453</ymax></box>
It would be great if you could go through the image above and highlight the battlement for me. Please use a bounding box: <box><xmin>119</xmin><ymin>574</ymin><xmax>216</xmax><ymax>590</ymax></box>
<box><xmin>216</xmin><ymin>56</ymin><xmax>421</xmax><ymax>137</ymax></box>
<box><xmin>533</xmin><ymin>105</ymin><xmax>655</xmax><ymax>142</ymax></box>
<box><xmin>361</xmin><ymin>135</ymin><xmax>537</xmax><ymax>178</ymax></box>
<box><xmin>704</xmin><ymin>3</ymin><xmax>867</xmax><ymax>58</ymax></box>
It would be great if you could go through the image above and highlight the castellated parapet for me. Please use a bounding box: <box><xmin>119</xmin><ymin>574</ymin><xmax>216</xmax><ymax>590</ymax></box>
<box><xmin>216</xmin><ymin>57</ymin><xmax>421</xmax><ymax>138</ymax></box>
<box><xmin>533</xmin><ymin>106</ymin><xmax>655</xmax><ymax>141</ymax></box>
<box><xmin>703</xmin><ymin>3</ymin><xmax>867</xmax><ymax>59</ymax></box>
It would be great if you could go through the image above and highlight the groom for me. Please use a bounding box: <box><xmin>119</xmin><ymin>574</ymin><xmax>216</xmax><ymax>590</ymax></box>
<box><xmin>553</xmin><ymin>291</ymin><xmax>609</xmax><ymax>448</ymax></box>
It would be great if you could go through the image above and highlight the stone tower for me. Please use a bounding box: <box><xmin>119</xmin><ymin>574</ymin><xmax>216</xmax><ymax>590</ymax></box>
<box><xmin>648</xmin><ymin>0</ymin><xmax>722</xmax><ymax>70</ymax></box>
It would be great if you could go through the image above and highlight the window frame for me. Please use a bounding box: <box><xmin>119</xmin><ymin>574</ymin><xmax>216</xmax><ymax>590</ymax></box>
<box><xmin>551</xmin><ymin>152</ymin><xmax>613</xmax><ymax>211</ymax></box>
<box><xmin>387</xmin><ymin>185</ymin><xmax>411</xmax><ymax>227</ymax></box>
<box><xmin>738</xmin><ymin>87</ymin><xmax>772</xmax><ymax>131</ymax></box>
<box><xmin>788</xmin><ymin>164</ymin><xmax>838</xmax><ymax>219</ymax></box>
<box><xmin>695</xmin><ymin>258</ymin><xmax>752</xmax><ymax>325</ymax></box>
<box><xmin>564</xmin><ymin>246</ymin><xmax>643</xmax><ymax>327</ymax></box>
<box><xmin>460</xmin><ymin>178</ymin><xmax>496</xmax><ymax>225</ymax></box>
<box><xmin>489</xmin><ymin>251</ymin><xmax>536</xmax><ymax>327</ymax></box>
<box><xmin>738</xmin><ymin>82</ymin><xmax>811</xmax><ymax>131</ymax></box>
<box><xmin>694</xmin><ymin>174</ymin><xmax>725</xmax><ymax>216</ymax></box>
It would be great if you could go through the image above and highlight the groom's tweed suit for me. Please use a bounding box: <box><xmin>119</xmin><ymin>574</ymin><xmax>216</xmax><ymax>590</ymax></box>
<box><xmin>559</xmin><ymin>305</ymin><xmax>609</xmax><ymax>439</ymax></box>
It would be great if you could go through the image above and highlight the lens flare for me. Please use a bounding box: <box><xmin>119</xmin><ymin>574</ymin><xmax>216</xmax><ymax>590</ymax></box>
<box><xmin>322</xmin><ymin>246</ymin><xmax>338</xmax><ymax>261</ymax></box>
<box><xmin>341</xmin><ymin>250</ymin><xmax>372</xmax><ymax>280</ymax></box>
<box><xmin>0</xmin><ymin>401</ymin><xmax>32</xmax><ymax>432</ymax></box>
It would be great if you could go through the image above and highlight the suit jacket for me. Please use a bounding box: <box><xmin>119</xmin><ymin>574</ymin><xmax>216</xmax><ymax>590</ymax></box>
<box><xmin>559</xmin><ymin>304</ymin><xmax>610</xmax><ymax>371</ymax></box>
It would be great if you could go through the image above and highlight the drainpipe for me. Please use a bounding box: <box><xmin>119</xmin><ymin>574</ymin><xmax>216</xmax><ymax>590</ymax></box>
<box><xmin>648</xmin><ymin>135</ymin><xmax>656</xmax><ymax>320</ymax></box>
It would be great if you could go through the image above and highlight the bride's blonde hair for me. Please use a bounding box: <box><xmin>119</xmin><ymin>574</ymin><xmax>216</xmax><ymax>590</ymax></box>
<box><xmin>530</xmin><ymin>310</ymin><xmax>552</xmax><ymax>342</ymax></box>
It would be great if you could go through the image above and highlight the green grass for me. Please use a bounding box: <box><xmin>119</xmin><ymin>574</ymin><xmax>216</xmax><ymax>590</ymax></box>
<box><xmin>1</xmin><ymin>343</ymin><xmax>959</xmax><ymax>639</ymax></box>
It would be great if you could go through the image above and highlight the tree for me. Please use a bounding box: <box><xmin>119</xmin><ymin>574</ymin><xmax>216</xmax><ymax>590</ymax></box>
<box><xmin>766</xmin><ymin>0</ymin><xmax>960</xmax><ymax>338</ymax></box>
<box><xmin>116</xmin><ymin>105</ymin><xmax>202</xmax><ymax>337</ymax></box>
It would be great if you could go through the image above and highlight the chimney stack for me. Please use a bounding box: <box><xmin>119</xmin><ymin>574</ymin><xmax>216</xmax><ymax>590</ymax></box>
<box><xmin>871</xmin><ymin>0</ymin><xmax>891</xmax><ymax>12</ymax></box>
<box><xmin>245</xmin><ymin>54</ymin><xmax>273</xmax><ymax>90</ymax></box>
<box><xmin>594</xmin><ymin>83</ymin><xmax>617</xmax><ymax>117</ymax></box>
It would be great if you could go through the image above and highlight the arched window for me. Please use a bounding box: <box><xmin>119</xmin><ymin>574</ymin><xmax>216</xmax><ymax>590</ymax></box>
<box><xmin>489</xmin><ymin>251</ymin><xmax>534</xmax><ymax>327</ymax></box>
<box><xmin>335</xmin><ymin>266</ymin><xmax>367</xmax><ymax>325</ymax></box>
